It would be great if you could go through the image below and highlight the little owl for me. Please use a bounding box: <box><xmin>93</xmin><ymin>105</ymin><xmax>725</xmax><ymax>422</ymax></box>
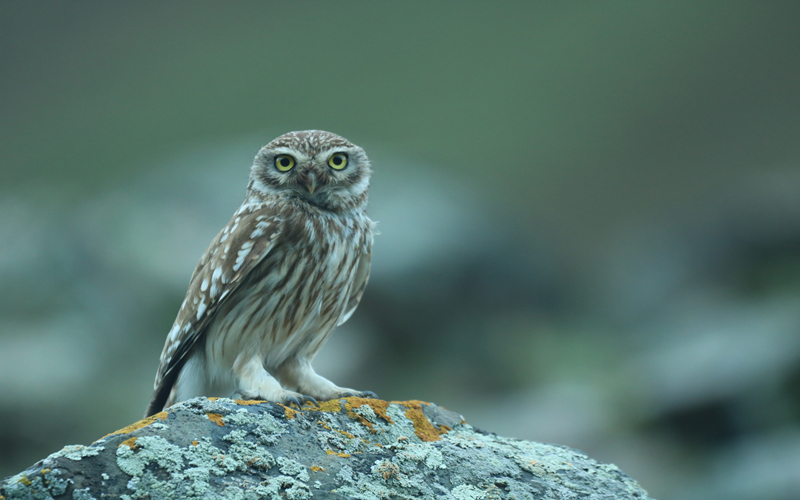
<box><xmin>145</xmin><ymin>130</ymin><xmax>375</xmax><ymax>417</ymax></box>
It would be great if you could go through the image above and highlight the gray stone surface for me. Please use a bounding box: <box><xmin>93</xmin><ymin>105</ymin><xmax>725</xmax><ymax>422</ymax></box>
<box><xmin>0</xmin><ymin>397</ymin><xmax>653</xmax><ymax>499</ymax></box>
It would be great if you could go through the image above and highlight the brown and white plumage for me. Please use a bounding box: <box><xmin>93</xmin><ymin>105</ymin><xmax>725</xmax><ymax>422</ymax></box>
<box><xmin>146</xmin><ymin>130</ymin><xmax>375</xmax><ymax>417</ymax></box>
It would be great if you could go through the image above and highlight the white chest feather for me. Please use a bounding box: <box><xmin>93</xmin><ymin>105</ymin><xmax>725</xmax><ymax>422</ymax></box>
<box><xmin>203</xmin><ymin>213</ymin><xmax>369</xmax><ymax>371</ymax></box>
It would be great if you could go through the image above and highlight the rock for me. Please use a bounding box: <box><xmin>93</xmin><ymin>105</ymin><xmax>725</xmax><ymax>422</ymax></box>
<box><xmin>0</xmin><ymin>397</ymin><xmax>652</xmax><ymax>499</ymax></box>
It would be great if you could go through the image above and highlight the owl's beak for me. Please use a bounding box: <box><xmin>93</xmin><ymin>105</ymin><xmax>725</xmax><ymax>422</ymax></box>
<box><xmin>304</xmin><ymin>174</ymin><xmax>318</xmax><ymax>194</ymax></box>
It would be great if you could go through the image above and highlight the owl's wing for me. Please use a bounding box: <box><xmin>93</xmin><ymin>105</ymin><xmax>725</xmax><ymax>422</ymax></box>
<box><xmin>337</xmin><ymin>246</ymin><xmax>371</xmax><ymax>326</ymax></box>
<box><xmin>145</xmin><ymin>204</ymin><xmax>281</xmax><ymax>417</ymax></box>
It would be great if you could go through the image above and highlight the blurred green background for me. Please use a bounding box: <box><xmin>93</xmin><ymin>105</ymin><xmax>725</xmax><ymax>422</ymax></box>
<box><xmin>3</xmin><ymin>2</ymin><xmax>800</xmax><ymax>499</ymax></box>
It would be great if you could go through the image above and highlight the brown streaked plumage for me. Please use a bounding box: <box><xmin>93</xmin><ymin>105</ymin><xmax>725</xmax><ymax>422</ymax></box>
<box><xmin>146</xmin><ymin>130</ymin><xmax>375</xmax><ymax>417</ymax></box>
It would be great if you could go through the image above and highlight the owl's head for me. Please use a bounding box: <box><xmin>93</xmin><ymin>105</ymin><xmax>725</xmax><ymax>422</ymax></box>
<box><xmin>249</xmin><ymin>130</ymin><xmax>371</xmax><ymax>212</ymax></box>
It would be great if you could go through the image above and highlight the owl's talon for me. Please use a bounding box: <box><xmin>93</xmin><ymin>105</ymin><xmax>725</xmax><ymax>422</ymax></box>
<box><xmin>360</xmin><ymin>391</ymin><xmax>378</xmax><ymax>399</ymax></box>
<box><xmin>301</xmin><ymin>395</ymin><xmax>319</xmax><ymax>407</ymax></box>
<box><xmin>285</xmin><ymin>395</ymin><xmax>303</xmax><ymax>409</ymax></box>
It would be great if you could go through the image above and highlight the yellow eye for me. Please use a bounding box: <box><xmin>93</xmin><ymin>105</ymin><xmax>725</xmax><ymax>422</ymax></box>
<box><xmin>328</xmin><ymin>153</ymin><xmax>348</xmax><ymax>170</ymax></box>
<box><xmin>275</xmin><ymin>154</ymin><xmax>295</xmax><ymax>172</ymax></box>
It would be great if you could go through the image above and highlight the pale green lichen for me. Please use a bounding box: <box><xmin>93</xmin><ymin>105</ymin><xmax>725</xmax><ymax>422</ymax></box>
<box><xmin>451</xmin><ymin>484</ymin><xmax>488</xmax><ymax>500</ymax></box>
<box><xmin>223</xmin><ymin>408</ymin><xmax>287</xmax><ymax>445</ymax></box>
<box><xmin>393</xmin><ymin>441</ymin><xmax>447</xmax><ymax>470</ymax></box>
<box><xmin>277</xmin><ymin>457</ymin><xmax>310</xmax><ymax>482</ymax></box>
<box><xmin>57</xmin><ymin>444</ymin><xmax>104</xmax><ymax>461</ymax></box>
<box><xmin>71</xmin><ymin>486</ymin><xmax>96</xmax><ymax>500</ymax></box>
<box><xmin>116</xmin><ymin>436</ymin><xmax>183</xmax><ymax>477</ymax></box>
<box><xmin>352</xmin><ymin>403</ymin><xmax>378</xmax><ymax>424</ymax></box>
<box><xmin>115</xmin><ymin>418</ymin><xmax>285</xmax><ymax>499</ymax></box>
<box><xmin>2</xmin><ymin>468</ymin><xmax>72</xmax><ymax>500</ymax></box>
<box><xmin>220</xmin><ymin>430</ymin><xmax>277</xmax><ymax>472</ymax></box>
<box><xmin>184</xmin><ymin>397</ymin><xmax>236</xmax><ymax>416</ymax></box>
<box><xmin>261</xmin><ymin>475</ymin><xmax>311</xmax><ymax>500</ymax></box>
<box><xmin>336</xmin><ymin>464</ymin><xmax>355</xmax><ymax>484</ymax></box>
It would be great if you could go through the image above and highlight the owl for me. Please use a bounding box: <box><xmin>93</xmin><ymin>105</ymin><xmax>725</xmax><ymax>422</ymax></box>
<box><xmin>145</xmin><ymin>130</ymin><xmax>376</xmax><ymax>417</ymax></box>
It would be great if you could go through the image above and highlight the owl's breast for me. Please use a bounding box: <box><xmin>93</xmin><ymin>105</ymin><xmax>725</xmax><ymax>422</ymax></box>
<box><xmin>205</xmin><ymin>211</ymin><xmax>372</xmax><ymax>368</ymax></box>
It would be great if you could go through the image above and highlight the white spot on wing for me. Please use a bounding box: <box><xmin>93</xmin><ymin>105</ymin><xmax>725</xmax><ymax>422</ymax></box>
<box><xmin>233</xmin><ymin>242</ymin><xmax>254</xmax><ymax>271</ymax></box>
<box><xmin>196</xmin><ymin>300</ymin><xmax>207</xmax><ymax>320</ymax></box>
<box><xmin>167</xmin><ymin>324</ymin><xmax>179</xmax><ymax>341</ymax></box>
<box><xmin>201</xmin><ymin>279</ymin><xmax>208</xmax><ymax>292</ymax></box>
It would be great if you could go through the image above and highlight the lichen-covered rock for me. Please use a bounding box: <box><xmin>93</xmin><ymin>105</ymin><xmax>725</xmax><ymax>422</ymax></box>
<box><xmin>0</xmin><ymin>397</ymin><xmax>652</xmax><ymax>499</ymax></box>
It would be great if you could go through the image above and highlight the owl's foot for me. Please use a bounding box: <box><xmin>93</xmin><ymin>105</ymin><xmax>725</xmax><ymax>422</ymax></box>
<box><xmin>232</xmin><ymin>356</ymin><xmax>322</xmax><ymax>408</ymax></box>
<box><xmin>275</xmin><ymin>359</ymin><xmax>378</xmax><ymax>402</ymax></box>
<box><xmin>336</xmin><ymin>390</ymin><xmax>378</xmax><ymax>399</ymax></box>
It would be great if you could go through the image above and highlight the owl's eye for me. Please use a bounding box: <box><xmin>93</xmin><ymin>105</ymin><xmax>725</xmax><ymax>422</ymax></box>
<box><xmin>328</xmin><ymin>153</ymin><xmax>348</xmax><ymax>170</ymax></box>
<box><xmin>275</xmin><ymin>155</ymin><xmax>295</xmax><ymax>172</ymax></box>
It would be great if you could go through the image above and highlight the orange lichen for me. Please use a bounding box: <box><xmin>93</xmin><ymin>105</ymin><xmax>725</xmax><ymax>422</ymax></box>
<box><xmin>279</xmin><ymin>398</ymin><xmax>454</xmax><ymax>442</ymax></box>
<box><xmin>325</xmin><ymin>449</ymin><xmax>351</xmax><ymax>458</ymax></box>
<box><xmin>334</xmin><ymin>428</ymin><xmax>359</xmax><ymax>439</ymax></box>
<box><xmin>310</xmin><ymin>465</ymin><xmax>325</xmax><ymax>472</ymax></box>
<box><xmin>103</xmin><ymin>411</ymin><xmax>168</xmax><ymax>439</ymax></box>
<box><xmin>191</xmin><ymin>441</ymin><xmax>199</xmax><ymax>446</ymax></box>
<box><xmin>280</xmin><ymin>404</ymin><xmax>298</xmax><ymax>420</ymax></box>
<box><xmin>235</xmin><ymin>399</ymin><xmax>267</xmax><ymax>406</ymax></box>
<box><xmin>206</xmin><ymin>413</ymin><xmax>225</xmax><ymax>426</ymax></box>
<box><xmin>349</xmin><ymin>398</ymin><xmax>393</xmax><ymax>431</ymax></box>
<box><xmin>119</xmin><ymin>437</ymin><xmax>138</xmax><ymax>450</ymax></box>
<box><xmin>397</xmin><ymin>400</ymin><xmax>448</xmax><ymax>442</ymax></box>
<box><xmin>314</xmin><ymin>399</ymin><xmax>346</xmax><ymax>412</ymax></box>
<box><xmin>299</xmin><ymin>397</ymin><xmax>394</xmax><ymax>432</ymax></box>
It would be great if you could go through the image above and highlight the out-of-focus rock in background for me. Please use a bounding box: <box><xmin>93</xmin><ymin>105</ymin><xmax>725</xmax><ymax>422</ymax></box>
<box><xmin>2</xmin><ymin>3</ymin><xmax>800</xmax><ymax>500</ymax></box>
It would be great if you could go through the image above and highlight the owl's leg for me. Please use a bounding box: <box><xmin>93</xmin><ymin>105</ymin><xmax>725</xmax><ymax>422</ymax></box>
<box><xmin>233</xmin><ymin>355</ymin><xmax>313</xmax><ymax>407</ymax></box>
<box><xmin>275</xmin><ymin>358</ymin><xmax>377</xmax><ymax>402</ymax></box>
